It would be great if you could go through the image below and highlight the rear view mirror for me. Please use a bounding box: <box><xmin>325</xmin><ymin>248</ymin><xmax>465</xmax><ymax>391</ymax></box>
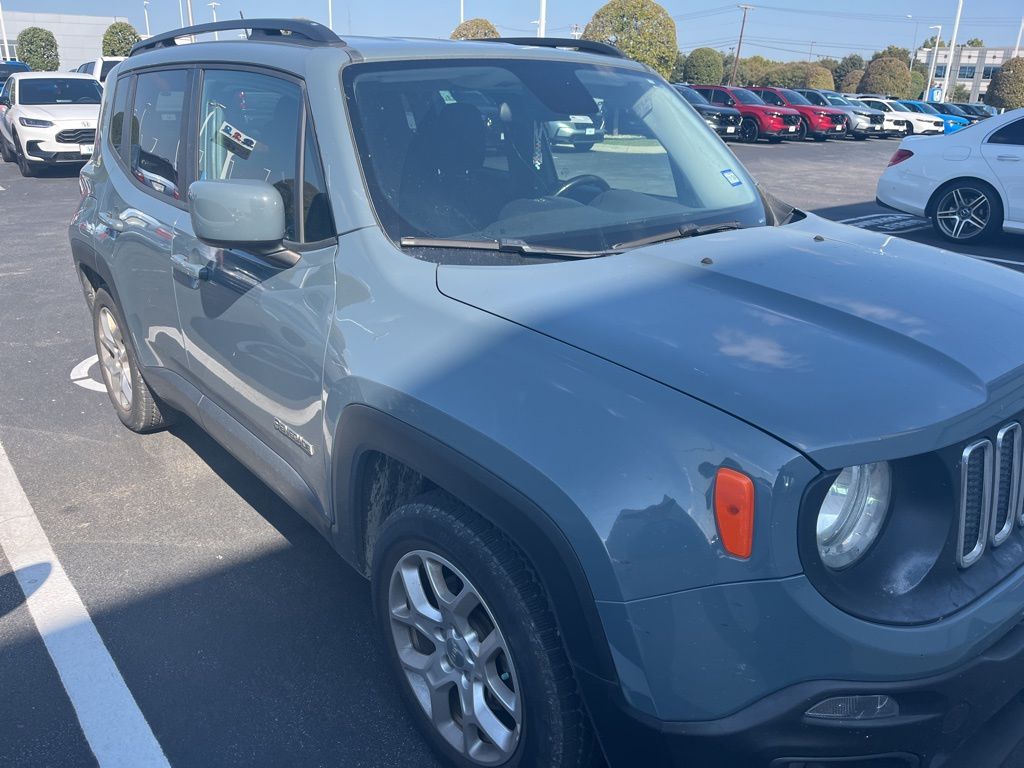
<box><xmin>187</xmin><ymin>179</ymin><xmax>286</xmax><ymax>252</ymax></box>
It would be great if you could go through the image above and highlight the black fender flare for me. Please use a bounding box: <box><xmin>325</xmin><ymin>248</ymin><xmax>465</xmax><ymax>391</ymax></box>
<box><xmin>330</xmin><ymin>403</ymin><xmax>619</xmax><ymax>685</ymax></box>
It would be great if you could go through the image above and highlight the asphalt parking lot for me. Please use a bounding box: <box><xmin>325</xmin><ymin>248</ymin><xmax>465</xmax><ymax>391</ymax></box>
<box><xmin>0</xmin><ymin>136</ymin><xmax>1023</xmax><ymax>768</ymax></box>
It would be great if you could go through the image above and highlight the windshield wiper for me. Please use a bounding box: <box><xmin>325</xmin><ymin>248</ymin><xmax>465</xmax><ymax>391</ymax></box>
<box><xmin>612</xmin><ymin>221</ymin><xmax>742</xmax><ymax>251</ymax></box>
<box><xmin>398</xmin><ymin>236</ymin><xmax>600</xmax><ymax>259</ymax></box>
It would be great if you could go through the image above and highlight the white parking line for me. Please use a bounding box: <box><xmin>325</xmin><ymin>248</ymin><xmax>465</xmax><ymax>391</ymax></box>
<box><xmin>0</xmin><ymin>439</ymin><xmax>170</xmax><ymax>768</ymax></box>
<box><xmin>70</xmin><ymin>354</ymin><xmax>106</xmax><ymax>393</ymax></box>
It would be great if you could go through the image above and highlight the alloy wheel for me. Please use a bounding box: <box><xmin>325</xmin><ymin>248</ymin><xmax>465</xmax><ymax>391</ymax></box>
<box><xmin>935</xmin><ymin>186</ymin><xmax>990</xmax><ymax>241</ymax></box>
<box><xmin>97</xmin><ymin>306</ymin><xmax>133</xmax><ymax>410</ymax></box>
<box><xmin>388</xmin><ymin>549</ymin><xmax>522</xmax><ymax>765</ymax></box>
<box><xmin>739</xmin><ymin>119</ymin><xmax>758</xmax><ymax>143</ymax></box>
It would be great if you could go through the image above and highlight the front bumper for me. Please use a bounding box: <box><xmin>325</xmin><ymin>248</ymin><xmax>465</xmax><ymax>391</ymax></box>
<box><xmin>586</xmin><ymin>616</ymin><xmax>1024</xmax><ymax>767</ymax></box>
<box><xmin>849</xmin><ymin>119</ymin><xmax>883</xmax><ymax>136</ymax></box>
<box><xmin>19</xmin><ymin>124</ymin><xmax>94</xmax><ymax>164</ymax></box>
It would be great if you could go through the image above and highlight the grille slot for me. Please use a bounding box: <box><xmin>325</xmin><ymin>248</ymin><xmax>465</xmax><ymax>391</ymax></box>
<box><xmin>829</xmin><ymin>114</ymin><xmax>845</xmax><ymax>125</ymax></box>
<box><xmin>869</xmin><ymin>114</ymin><xmax>884</xmax><ymax>125</ymax></box>
<box><xmin>958</xmin><ymin>439</ymin><xmax>993</xmax><ymax>568</ymax></box>
<box><xmin>56</xmin><ymin>129</ymin><xmax>95</xmax><ymax>144</ymax></box>
<box><xmin>992</xmin><ymin>424</ymin><xmax>1021</xmax><ymax>546</ymax></box>
<box><xmin>783</xmin><ymin>114</ymin><xmax>800</xmax><ymax>126</ymax></box>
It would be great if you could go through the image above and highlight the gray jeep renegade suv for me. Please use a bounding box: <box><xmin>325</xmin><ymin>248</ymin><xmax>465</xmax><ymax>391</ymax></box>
<box><xmin>69</xmin><ymin>19</ymin><xmax>1024</xmax><ymax>768</ymax></box>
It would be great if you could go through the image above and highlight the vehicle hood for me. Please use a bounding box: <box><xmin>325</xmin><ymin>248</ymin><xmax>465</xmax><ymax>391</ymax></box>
<box><xmin>744</xmin><ymin>103</ymin><xmax>800</xmax><ymax>115</ymax></box>
<box><xmin>437</xmin><ymin>216</ymin><xmax>1024</xmax><ymax>468</ymax></box>
<box><xmin>695</xmin><ymin>104</ymin><xmax>741</xmax><ymax>118</ymax></box>
<box><xmin>19</xmin><ymin>104</ymin><xmax>99</xmax><ymax>124</ymax></box>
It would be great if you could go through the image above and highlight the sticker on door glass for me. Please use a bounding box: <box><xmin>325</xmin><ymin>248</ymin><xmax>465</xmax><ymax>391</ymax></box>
<box><xmin>721</xmin><ymin>169</ymin><xmax>742</xmax><ymax>187</ymax></box>
<box><xmin>218</xmin><ymin>121</ymin><xmax>256</xmax><ymax>160</ymax></box>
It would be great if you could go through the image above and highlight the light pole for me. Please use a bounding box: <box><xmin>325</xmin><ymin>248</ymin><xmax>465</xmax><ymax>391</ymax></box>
<box><xmin>186</xmin><ymin>0</ymin><xmax>195</xmax><ymax>25</ymax></box>
<box><xmin>328</xmin><ymin>0</ymin><xmax>333</xmax><ymax>31</ymax></box>
<box><xmin>209</xmin><ymin>1</ymin><xmax>220</xmax><ymax>39</ymax></box>
<box><xmin>460</xmin><ymin>0</ymin><xmax>464</xmax><ymax>25</ymax></box>
<box><xmin>943</xmin><ymin>0</ymin><xmax>964</xmax><ymax>102</ymax></box>
<box><xmin>0</xmin><ymin>0</ymin><xmax>10</xmax><ymax>62</ymax></box>
<box><xmin>537</xmin><ymin>0</ymin><xmax>547</xmax><ymax>37</ymax></box>
<box><xmin>1014</xmin><ymin>17</ymin><xmax>1023</xmax><ymax>59</ymax></box>
<box><xmin>177</xmin><ymin>0</ymin><xmax>185</xmax><ymax>27</ymax></box>
<box><xmin>926</xmin><ymin>24</ymin><xmax>942</xmax><ymax>98</ymax></box>
<box><xmin>729</xmin><ymin>4</ymin><xmax>753</xmax><ymax>86</ymax></box>
<box><xmin>143</xmin><ymin>0</ymin><xmax>151</xmax><ymax>37</ymax></box>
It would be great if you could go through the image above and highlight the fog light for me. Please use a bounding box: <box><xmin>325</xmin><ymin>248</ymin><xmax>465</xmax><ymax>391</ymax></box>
<box><xmin>806</xmin><ymin>694</ymin><xmax>899</xmax><ymax>720</ymax></box>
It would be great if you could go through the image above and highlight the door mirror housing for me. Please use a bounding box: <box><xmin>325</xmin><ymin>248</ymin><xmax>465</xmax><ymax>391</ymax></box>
<box><xmin>187</xmin><ymin>179</ymin><xmax>291</xmax><ymax>258</ymax></box>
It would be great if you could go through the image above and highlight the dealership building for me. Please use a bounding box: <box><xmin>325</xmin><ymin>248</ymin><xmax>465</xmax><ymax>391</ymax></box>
<box><xmin>1</xmin><ymin>11</ymin><xmax>128</xmax><ymax>71</ymax></box>
<box><xmin>916</xmin><ymin>44</ymin><xmax>1021</xmax><ymax>102</ymax></box>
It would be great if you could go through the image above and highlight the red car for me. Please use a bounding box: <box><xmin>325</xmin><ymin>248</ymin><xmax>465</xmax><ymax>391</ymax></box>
<box><xmin>748</xmin><ymin>86</ymin><xmax>848</xmax><ymax>141</ymax></box>
<box><xmin>691</xmin><ymin>85</ymin><xmax>801</xmax><ymax>143</ymax></box>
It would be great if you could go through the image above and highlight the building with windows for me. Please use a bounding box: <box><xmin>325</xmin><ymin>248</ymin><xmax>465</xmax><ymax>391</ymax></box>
<box><xmin>916</xmin><ymin>44</ymin><xmax>1020</xmax><ymax>102</ymax></box>
<box><xmin>0</xmin><ymin>11</ymin><xmax>128</xmax><ymax>71</ymax></box>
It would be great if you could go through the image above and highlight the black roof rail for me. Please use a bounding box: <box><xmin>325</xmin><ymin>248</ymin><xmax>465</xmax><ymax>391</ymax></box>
<box><xmin>130</xmin><ymin>18</ymin><xmax>343</xmax><ymax>56</ymax></box>
<box><xmin>472</xmin><ymin>37</ymin><xmax>626</xmax><ymax>59</ymax></box>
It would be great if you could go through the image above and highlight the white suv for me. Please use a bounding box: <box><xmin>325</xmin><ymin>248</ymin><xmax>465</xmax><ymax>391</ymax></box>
<box><xmin>74</xmin><ymin>56</ymin><xmax>126</xmax><ymax>85</ymax></box>
<box><xmin>857</xmin><ymin>96</ymin><xmax>945</xmax><ymax>136</ymax></box>
<box><xmin>0</xmin><ymin>72</ymin><xmax>102</xmax><ymax>177</ymax></box>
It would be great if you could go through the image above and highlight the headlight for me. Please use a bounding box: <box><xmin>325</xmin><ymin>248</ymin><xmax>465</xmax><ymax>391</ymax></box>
<box><xmin>766</xmin><ymin>110</ymin><xmax>783</xmax><ymax>118</ymax></box>
<box><xmin>816</xmin><ymin>462</ymin><xmax>891</xmax><ymax>569</ymax></box>
<box><xmin>19</xmin><ymin>117</ymin><xmax>54</xmax><ymax>128</ymax></box>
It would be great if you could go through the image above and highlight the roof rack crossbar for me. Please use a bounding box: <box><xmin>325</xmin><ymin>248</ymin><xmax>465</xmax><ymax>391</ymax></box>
<box><xmin>471</xmin><ymin>37</ymin><xmax>626</xmax><ymax>59</ymax></box>
<box><xmin>130</xmin><ymin>18</ymin><xmax>343</xmax><ymax>56</ymax></box>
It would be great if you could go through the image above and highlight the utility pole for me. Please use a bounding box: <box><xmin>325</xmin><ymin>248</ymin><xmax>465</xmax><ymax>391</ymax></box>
<box><xmin>570</xmin><ymin>23</ymin><xmax>582</xmax><ymax>40</ymax></box>
<box><xmin>907</xmin><ymin>15</ymin><xmax>921</xmax><ymax>71</ymax></box>
<box><xmin>1014</xmin><ymin>16</ymin><xmax>1023</xmax><ymax>59</ymax></box>
<box><xmin>926</xmin><ymin>24</ymin><xmax>942</xmax><ymax>97</ymax></box>
<box><xmin>729</xmin><ymin>4</ymin><xmax>753</xmax><ymax>86</ymax></box>
<box><xmin>0</xmin><ymin>0</ymin><xmax>10</xmax><ymax>61</ymax></box>
<box><xmin>537</xmin><ymin>0</ymin><xmax>547</xmax><ymax>37</ymax></box>
<box><xmin>807</xmin><ymin>41</ymin><xmax>814</xmax><ymax>62</ymax></box>
<box><xmin>943</xmin><ymin>0</ymin><xmax>963</xmax><ymax>102</ymax></box>
<box><xmin>143</xmin><ymin>0</ymin><xmax>151</xmax><ymax>37</ymax></box>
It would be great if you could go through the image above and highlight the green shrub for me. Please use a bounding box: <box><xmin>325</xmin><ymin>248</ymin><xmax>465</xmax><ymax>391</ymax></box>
<box><xmin>102</xmin><ymin>22</ymin><xmax>141</xmax><ymax>57</ymax></box>
<box><xmin>583</xmin><ymin>0</ymin><xmax>678</xmax><ymax>79</ymax></box>
<box><xmin>15</xmin><ymin>27</ymin><xmax>59</xmax><ymax>72</ymax></box>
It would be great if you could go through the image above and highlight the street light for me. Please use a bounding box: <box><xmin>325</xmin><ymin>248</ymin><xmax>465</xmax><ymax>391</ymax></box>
<box><xmin>143</xmin><ymin>0</ymin><xmax>151</xmax><ymax>37</ymax></box>
<box><xmin>926</xmin><ymin>24</ymin><xmax>942</xmax><ymax>98</ymax></box>
<box><xmin>209</xmin><ymin>0</ymin><xmax>220</xmax><ymax>39</ymax></box>
<box><xmin>0</xmin><ymin>0</ymin><xmax>10</xmax><ymax>62</ymax></box>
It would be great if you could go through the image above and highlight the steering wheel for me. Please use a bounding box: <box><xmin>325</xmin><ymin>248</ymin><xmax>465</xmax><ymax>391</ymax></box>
<box><xmin>554</xmin><ymin>174</ymin><xmax>610</xmax><ymax>198</ymax></box>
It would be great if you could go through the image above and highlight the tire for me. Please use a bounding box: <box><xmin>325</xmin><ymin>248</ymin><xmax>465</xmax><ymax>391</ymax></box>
<box><xmin>0</xmin><ymin>134</ymin><xmax>13</xmax><ymax>163</ymax></box>
<box><xmin>14</xmin><ymin>134</ymin><xmax>38</xmax><ymax>177</ymax></box>
<box><xmin>371</xmin><ymin>491</ymin><xmax>597</xmax><ymax>768</ymax></box>
<box><xmin>904</xmin><ymin>123</ymin><xmax>914</xmax><ymax>136</ymax></box>
<box><xmin>572</xmin><ymin>142</ymin><xmax>594</xmax><ymax>152</ymax></box>
<box><xmin>92</xmin><ymin>288</ymin><xmax>175</xmax><ymax>432</ymax></box>
<box><xmin>767</xmin><ymin>136</ymin><xmax>783</xmax><ymax>144</ymax></box>
<box><xmin>852</xmin><ymin>133</ymin><xmax>868</xmax><ymax>141</ymax></box>
<box><xmin>796</xmin><ymin>119</ymin><xmax>809</xmax><ymax>141</ymax></box>
<box><xmin>929</xmin><ymin>179</ymin><xmax>1004</xmax><ymax>244</ymax></box>
<box><xmin>738</xmin><ymin>117</ymin><xmax>759</xmax><ymax>144</ymax></box>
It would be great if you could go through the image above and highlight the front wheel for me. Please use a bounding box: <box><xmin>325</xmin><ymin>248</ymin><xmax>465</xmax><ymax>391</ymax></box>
<box><xmin>0</xmin><ymin>135</ymin><xmax>13</xmax><ymax>163</ymax></box>
<box><xmin>372</xmin><ymin>492</ymin><xmax>596</xmax><ymax>768</ymax></box>
<box><xmin>852</xmin><ymin>133</ymin><xmax>868</xmax><ymax>141</ymax></box>
<box><xmin>796</xmin><ymin>119</ymin><xmax>809</xmax><ymax>141</ymax></box>
<box><xmin>92</xmin><ymin>289</ymin><xmax>175</xmax><ymax>432</ymax></box>
<box><xmin>930</xmin><ymin>180</ymin><xmax>1003</xmax><ymax>243</ymax></box>
<box><xmin>738</xmin><ymin>117</ymin><xmax>760</xmax><ymax>143</ymax></box>
<box><xmin>14</xmin><ymin>134</ymin><xmax>39</xmax><ymax>177</ymax></box>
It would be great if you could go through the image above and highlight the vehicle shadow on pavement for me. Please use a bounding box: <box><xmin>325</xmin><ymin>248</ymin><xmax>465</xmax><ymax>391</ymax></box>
<box><xmin>47</xmin><ymin>417</ymin><xmax>445</xmax><ymax>768</ymax></box>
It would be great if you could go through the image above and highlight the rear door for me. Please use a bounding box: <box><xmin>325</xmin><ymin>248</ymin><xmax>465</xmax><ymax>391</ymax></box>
<box><xmin>981</xmin><ymin>117</ymin><xmax>1024</xmax><ymax>226</ymax></box>
<box><xmin>170</xmin><ymin>66</ymin><xmax>338</xmax><ymax>520</ymax></box>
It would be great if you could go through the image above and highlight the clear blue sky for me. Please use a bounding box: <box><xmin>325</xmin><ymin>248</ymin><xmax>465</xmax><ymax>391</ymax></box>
<box><xmin>11</xmin><ymin>0</ymin><xmax>1023</xmax><ymax>60</ymax></box>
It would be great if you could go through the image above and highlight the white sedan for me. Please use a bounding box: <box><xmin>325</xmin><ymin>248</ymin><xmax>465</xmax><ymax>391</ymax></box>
<box><xmin>0</xmin><ymin>72</ymin><xmax>102</xmax><ymax>177</ymax></box>
<box><xmin>877</xmin><ymin>108</ymin><xmax>1023</xmax><ymax>243</ymax></box>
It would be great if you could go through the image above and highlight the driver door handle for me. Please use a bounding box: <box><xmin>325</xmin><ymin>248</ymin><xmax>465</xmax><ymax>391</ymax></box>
<box><xmin>171</xmin><ymin>253</ymin><xmax>209</xmax><ymax>284</ymax></box>
<box><xmin>996</xmin><ymin>155</ymin><xmax>1021</xmax><ymax>162</ymax></box>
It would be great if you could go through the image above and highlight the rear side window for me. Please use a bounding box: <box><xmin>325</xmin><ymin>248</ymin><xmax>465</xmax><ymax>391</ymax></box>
<box><xmin>709</xmin><ymin>89</ymin><xmax>729</xmax><ymax>105</ymax></box>
<box><xmin>301</xmin><ymin>119</ymin><xmax>334</xmax><ymax>242</ymax></box>
<box><xmin>989</xmin><ymin>119</ymin><xmax>1024</xmax><ymax>146</ymax></box>
<box><xmin>759</xmin><ymin>90</ymin><xmax>784</xmax><ymax>106</ymax></box>
<box><xmin>130</xmin><ymin>69</ymin><xmax>188</xmax><ymax>199</ymax></box>
<box><xmin>197</xmin><ymin>69</ymin><xmax>302</xmax><ymax>240</ymax></box>
<box><xmin>107</xmin><ymin>77</ymin><xmax>130</xmax><ymax>154</ymax></box>
<box><xmin>100</xmin><ymin>61</ymin><xmax>120</xmax><ymax>82</ymax></box>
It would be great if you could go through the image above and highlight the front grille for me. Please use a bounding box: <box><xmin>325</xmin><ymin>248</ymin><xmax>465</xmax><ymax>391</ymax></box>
<box><xmin>869</xmin><ymin>114</ymin><xmax>884</xmax><ymax>125</ymax></box>
<box><xmin>723</xmin><ymin>113</ymin><xmax>740</xmax><ymax>125</ymax></box>
<box><xmin>783</xmin><ymin>114</ymin><xmax>800</xmax><ymax>126</ymax></box>
<box><xmin>958</xmin><ymin>439</ymin><xmax>993</xmax><ymax>567</ymax></box>
<box><xmin>829</xmin><ymin>114</ymin><xmax>845</xmax><ymax>125</ymax></box>
<box><xmin>55</xmin><ymin>128</ymin><xmax>95</xmax><ymax>144</ymax></box>
<box><xmin>993</xmin><ymin>424</ymin><xmax>1021</xmax><ymax>546</ymax></box>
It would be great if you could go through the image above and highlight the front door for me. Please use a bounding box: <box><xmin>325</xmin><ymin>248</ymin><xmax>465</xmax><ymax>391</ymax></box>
<box><xmin>170</xmin><ymin>67</ymin><xmax>337</xmax><ymax>519</ymax></box>
<box><xmin>981</xmin><ymin>117</ymin><xmax>1024</xmax><ymax>226</ymax></box>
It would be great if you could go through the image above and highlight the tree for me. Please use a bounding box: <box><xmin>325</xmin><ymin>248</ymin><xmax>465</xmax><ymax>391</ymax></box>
<box><xmin>817</xmin><ymin>57</ymin><xmax>840</xmax><ymax>74</ymax></box>
<box><xmin>450</xmin><ymin>18</ymin><xmax>499</xmax><ymax>39</ymax></box>
<box><xmin>733</xmin><ymin>54</ymin><xmax>775</xmax><ymax>86</ymax></box>
<box><xmin>965</xmin><ymin>38</ymin><xmax>984</xmax><ymax>47</ymax></box>
<box><xmin>907</xmin><ymin>70</ymin><xmax>926</xmax><ymax>99</ymax></box>
<box><xmin>670</xmin><ymin>51</ymin><xmax>687</xmax><ymax>82</ymax></box>
<box><xmin>15</xmin><ymin>27</ymin><xmax>59</xmax><ymax>72</ymax></box>
<box><xmin>102</xmin><ymin>22</ymin><xmax>141</xmax><ymax>56</ymax></box>
<box><xmin>683</xmin><ymin>47</ymin><xmax>724</xmax><ymax>85</ymax></box>
<box><xmin>833</xmin><ymin>54</ymin><xmax>865</xmax><ymax>85</ymax></box>
<box><xmin>583</xmin><ymin>0</ymin><xmax>678</xmax><ymax>79</ymax></box>
<box><xmin>858</xmin><ymin>57</ymin><xmax>911</xmax><ymax>96</ymax></box>
<box><xmin>839</xmin><ymin>69</ymin><xmax>864</xmax><ymax>92</ymax></box>
<box><xmin>922</xmin><ymin>35</ymin><xmax>946</xmax><ymax>48</ymax></box>
<box><xmin>950</xmin><ymin>84</ymin><xmax>971</xmax><ymax>102</ymax></box>
<box><xmin>985</xmin><ymin>57</ymin><xmax>1024</xmax><ymax>110</ymax></box>
<box><xmin>805</xmin><ymin>65</ymin><xmax>835</xmax><ymax>90</ymax></box>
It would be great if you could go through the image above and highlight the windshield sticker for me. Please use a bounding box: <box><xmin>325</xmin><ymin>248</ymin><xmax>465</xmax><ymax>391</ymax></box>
<box><xmin>721</xmin><ymin>169</ymin><xmax>742</xmax><ymax>187</ymax></box>
<box><xmin>439</xmin><ymin>90</ymin><xmax>457</xmax><ymax>105</ymax></box>
<box><xmin>218</xmin><ymin>121</ymin><xmax>256</xmax><ymax>160</ymax></box>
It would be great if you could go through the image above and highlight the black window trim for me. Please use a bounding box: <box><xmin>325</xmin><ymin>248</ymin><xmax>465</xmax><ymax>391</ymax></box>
<box><xmin>985</xmin><ymin>118</ymin><xmax>1024</xmax><ymax>147</ymax></box>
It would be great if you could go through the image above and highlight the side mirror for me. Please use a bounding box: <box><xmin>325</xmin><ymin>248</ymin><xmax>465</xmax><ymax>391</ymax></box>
<box><xmin>187</xmin><ymin>180</ymin><xmax>293</xmax><ymax>262</ymax></box>
<box><xmin>725</xmin><ymin>98</ymin><xmax>735</xmax><ymax>107</ymax></box>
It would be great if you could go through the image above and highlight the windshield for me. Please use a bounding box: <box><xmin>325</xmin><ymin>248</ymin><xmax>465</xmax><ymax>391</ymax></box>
<box><xmin>909</xmin><ymin>101</ymin><xmax>939</xmax><ymax>115</ymax></box>
<box><xmin>19</xmin><ymin>78</ymin><xmax>101</xmax><ymax>105</ymax></box>
<box><xmin>731</xmin><ymin>88</ymin><xmax>765</xmax><ymax>105</ymax></box>
<box><xmin>779</xmin><ymin>89</ymin><xmax>811</xmax><ymax>106</ymax></box>
<box><xmin>344</xmin><ymin>59</ymin><xmax>766</xmax><ymax>254</ymax></box>
<box><xmin>822</xmin><ymin>93</ymin><xmax>852</xmax><ymax>107</ymax></box>
<box><xmin>675</xmin><ymin>85</ymin><xmax>708</xmax><ymax>106</ymax></box>
<box><xmin>1</xmin><ymin>63</ymin><xmax>29</xmax><ymax>84</ymax></box>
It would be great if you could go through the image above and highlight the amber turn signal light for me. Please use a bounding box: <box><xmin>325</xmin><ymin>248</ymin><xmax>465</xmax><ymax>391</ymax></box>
<box><xmin>714</xmin><ymin>468</ymin><xmax>755</xmax><ymax>559</ymax></box>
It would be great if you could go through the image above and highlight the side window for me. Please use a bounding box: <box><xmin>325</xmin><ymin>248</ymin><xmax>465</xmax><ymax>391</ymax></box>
<box><xmin>130</xmin><ymin>69</ymin><xmax>188</xmax><ymax>199</ymax></box>
<box><xmin>0</xmin><ymin>77</ymin><xmax>11</xmax><ymax>105</ymax></box>
<box><xmin>301</xmin><ymin>119</ymin><xmax>334</xmax><ymax>242</ymax></box>
<box><xmin>197</xmin><ymin>69</ymin><xmax>302</xmax><ymax>240</ymax></box>
<box><xmin>806</xmin><ymin>92</ymin><xmax>824</xmax><ymax>106</ymax></box>
<box><xmin>710</xmin><ymin>89</ymin><xmax>728</xmax><ymax>105</ymax></box>
<box><xmin>107</xmin><ymin>76</ymin><xmax>131</xmax><ymax>155</ymax></box>
<box><xmin>989</xmin><ymin>119</ymin><xmax>1024</xmax><ymax>146</ymax></box>
<box><xmin>761</xmin><ymin>91</ymin><xmax>783</xmax><ymax>106</ymax></box>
